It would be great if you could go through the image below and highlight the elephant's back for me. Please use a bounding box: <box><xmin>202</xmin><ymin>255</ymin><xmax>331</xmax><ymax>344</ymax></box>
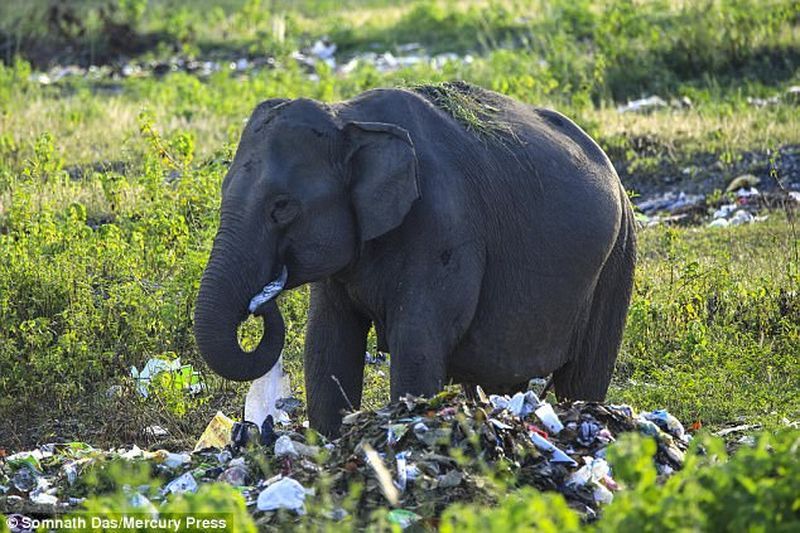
<box><xmin>449</xmin><ymin>90</ymin><xmax>626</xmax><ymax>382</ymax></box>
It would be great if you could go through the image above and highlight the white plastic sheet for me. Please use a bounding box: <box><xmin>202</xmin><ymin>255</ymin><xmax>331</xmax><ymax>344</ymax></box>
<box><xmin>244</xmin><ymin>355</ymin><xmax>291</xmax><ymax>427</ymax></box>
<box><xmin>256</xmin><ymin>477</ymin><xmax>312</xmax><ymax>514</ymax></box>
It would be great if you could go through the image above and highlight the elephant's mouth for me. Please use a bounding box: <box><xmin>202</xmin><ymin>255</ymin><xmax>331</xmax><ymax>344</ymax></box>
<box><xmin>249</xmin><ymin>265</ymin><xmax>289</xmax><ymax>315</ymax></box>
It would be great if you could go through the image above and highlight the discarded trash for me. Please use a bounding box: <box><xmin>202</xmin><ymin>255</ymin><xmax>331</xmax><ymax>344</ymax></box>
<box><xmin>154</xmin><ymin>450</ymin><xmax>191</xmax><ymax>470</ymax></box>
<box><xmin>362</xmin><ymin>443</ymin><xmax>400</xmax><ymax>505</ymax></box>
<box><xmin>365</xmin><ymin>351</ymin><xmax>388</xmax><ymax>365</ymax></box>
<box><xmin>507</xmin><ymin>390</ymin><xmax>541</xmax><ymax>417</ymax></box>
<box><xmin>143</xmin><ymin>425</ymin><xmax>169</xmax><ymax>439</ymax></box>
<box><xmin>260</xmin><ymin>416</ymin><xmax>278</xmax><ymax>447</ymax></box>
<box><xmin>617</xmin><ymin>95</ymin><xmax>668</xmax><ymax>114</ymax></box>
<box><xmin>193</xmin><ymin>411</ymin><xmax>234</xmax><ymax>452</ymax></box>
<box><xmin>129</xmin><ymin>492</ymin><xmax>159</xmax><ymax>515</ymax></box>
<box><xmin>534</xmin><ymin>402</ymin><xmax>564</xmax><ymax>434</ymax></box>
<box><xmin>30</xmin><ymin>490</ymin><xmax>58</xmax><ymax>505</ymax></box>
<box><xmin>729</xmin><ymin>209</ymin><xmax>754</xmax><ymax>226</ymax></box>
<box><xmin>529</xmin><ymin>432</ymin><xmax>578</xmax><ymax>466</ymax></box>
<box><xmin>708</xmin><ymin>218</ymin><xmax>730</xmax><ymax>228</ymax></box>
<box><xmin>636</xmin><ymin>191</ymin><xmax>705</xmax><ymax>216</ymax></box>
<box><xmin>130</xmin><ymin>357</ymin><xmax>202</xmax><ymax>397</ymax></box>
<box><xmin>256</xmin><ymin>477</ymin><xmax>311</xmax><ymax>514</ymax></box>
<box><xmin>275</xmin><ymin>396</ymin><xmax>302</xmax><ymax>414</ymax></box>
<box><xmin>275</xmin><ymin>435</ymin><xmax>299</xmax><ymax>458</ymax></box>
<box><xmin>577</xmin><ymin>420</ymin><xmax>601</xmax><ymax>446</ymax></box>
<box><xmin>727</xmin><ymin>174</ymin><xmax>760</xmax><ymax>192</ymax></box>
<box><xmin>232</xmin><ymin>420</ymin><xmax>260</xmax><ymax>449</ymax></box>
<box><xmin>218</xmin><ymin>465</ymin><xmax>248</xmax><ymax>487</ymax></box>
<box><xmin>437</xmin><ymin>469</ymin><xmax>462</xmax><ymax>489</ymax></box>
<box><xmin>310</xmin><ymin>39</ymin><xmax>337</xmax><ymax>61</ymax></box>
<box><xmin>11</xmin><ymin>467</ymin><xmax>38</xmax><ymax>493</ymax></box>
<box><xmin>715</xmin><ymin>423</ymin><xmax>761</xmax><ymax>437</ymax></box>
<box><xmin>248</xmin><ymin>266</ymin><xmax>288</xmax><ymax>313</ymax></box>
<box><xmin>0</xmin><ymin>390</ymin><xmax>702</xmax><ymax>523</ymax></box>
<box><xmin>244</xmin><ymin>355</ymin><xmax>292</xmax><ymax>427</ymax></box>
<box><xmin>644</xmin><ymin>409</ymin><xmax>686</xmax><ymax>439</ymax></box>
<box><xmin>387</xmin><ymin>509</ymin><xmax>422</xmax><ymax>528</ymax></box>
<box><xmin>163</xmin><ymin>472</ymin><xmax>198</xmax><ymax>495</ymax></box>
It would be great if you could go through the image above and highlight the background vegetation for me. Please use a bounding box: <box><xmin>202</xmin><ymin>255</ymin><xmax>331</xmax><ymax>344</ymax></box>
<box><xmin>0</xmin><ymin>0</ymin><xmax>798</xmax><ymax>529</ymax></box>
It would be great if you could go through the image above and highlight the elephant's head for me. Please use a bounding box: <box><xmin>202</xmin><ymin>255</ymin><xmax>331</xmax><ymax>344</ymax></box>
<box><xmin>194</xmin><ymin>98</ymin><xmax>420</xmax><ymax>381</ymax></box>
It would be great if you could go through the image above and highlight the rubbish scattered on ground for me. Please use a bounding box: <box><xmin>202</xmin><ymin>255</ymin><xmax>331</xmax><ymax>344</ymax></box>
<box><xmin>387</xmin><ymin>508</ymin><xmax>422</xmax><ymax>528</ymax></box>
<box><xmin>244</xmin><ymin>355</ymin><xmax>292</xmax><ymax>427</ymax></box>
<box><xmin>535</xmin><ymin>402</ymin><xmax>565</xmax><ymax>434</ymax></box>
<box><xmin>194</xmin><ymin>411</ymin><xmax>234</xmax><ymax>452</ymax></box>
<box><xmin>362</xmin><ymin>443</ymin><xmax>400</xmax><ymax>505</ymax></box>
<box><xmin>747</xmin><ymin>86</ymin><xmax>800</xmax><ymax>107</ymax></box>
<box><xmin>155</xmin><ymin>450</ymin><xmax>191</xmax><ymax>470</ymax></box>
<box><xmin>130</xmin><ymin>357</ymin><xmax>203</xmax><ymax>398</ymax></box>
<box><xmin>163</xmin><ymin>472</ymin><xmax>198</xmax><ymax>495</ymax></box>
<box><xmin>726</xmin><ymin>174</ymin><xmax>760</xmax><ymax>192</ymax></box>
<box><xmin>365</xmin><ymin>351</ymin><xmax>388</xmax><ymax>365</ymax></box>
<box><xmin>617</xmin><ymin>95</ymin><xmax>668</xmax><ymax>114</ymax></box>
<box><xmin>635</xmin><ymin>184</ymin><xmax>799</xmax><ymax>228</ymax></box>
<box><xmin>714</xmin><ymin>423</ymin><xmax>761</xmax><ymax>437</ymax></box>
<box><xmin>256</xmin><ymin>477</ymin><xmax>312</xmax><ymax>514</ymax></box>
<box><xmin>143</xmin><ymin>425</ymin><xmax>169</xmax><ymax>439</ymax></box>
<box><xmin>26</xmin><ymin>37</ymin><xmax>478</xmax><ymax>89</ymax></box>
<box><xmin>3</xmin><ymin>390</ymin><xmax>777</xmax><ymax>525</ymax></box>
<box><xmin>310</xmin><ymin>39</ymin><xmax>337</xmax><ymax>62</ymax></box>
<box><xmin>275</xmin><ymin>396</ymin><xmax>303</xmax><ymax>414</ymax></box>
<box><xmin>636</xmin><ymin>191</ymin><xmax>706</xmax><ymax>218</ymax></box>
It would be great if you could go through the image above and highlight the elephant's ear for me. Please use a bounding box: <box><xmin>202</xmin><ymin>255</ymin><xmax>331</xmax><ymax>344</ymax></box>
<box><xmin>343</xmin><ymin>121</ymin><xmax>420</xmax><ymax>242</ymax></box>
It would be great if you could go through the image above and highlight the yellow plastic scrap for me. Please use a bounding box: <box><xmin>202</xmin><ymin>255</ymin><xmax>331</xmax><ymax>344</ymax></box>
<box><xmin>193</xmin><ymin>411</ymin><xmax>234</xmax><ymax>452</ymax></box>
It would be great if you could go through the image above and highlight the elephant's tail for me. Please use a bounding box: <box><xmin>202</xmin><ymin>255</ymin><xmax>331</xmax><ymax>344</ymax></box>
<box><xmin>553</xmin><ymin>185</ymin><xmax>637</xmax><ymax>400</ymax></box>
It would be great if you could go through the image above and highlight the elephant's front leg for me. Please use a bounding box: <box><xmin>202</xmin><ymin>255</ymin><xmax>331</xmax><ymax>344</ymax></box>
<box><xmin>387</xmin><ymin>243</ymin><xmax>485</xmax><ymax>400</ymax></box>
<box><xmin>387</xmin><ymin>320</ymin><xmax>450</xmax><ymax>400</ymax></box>
<box><xmin>304</xmin><ymin>280</ymin><xmax>370</xmax><ymax>437</ymax></box>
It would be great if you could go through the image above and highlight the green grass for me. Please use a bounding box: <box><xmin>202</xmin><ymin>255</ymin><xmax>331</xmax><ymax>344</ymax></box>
<box><xmin>611</xmin><ymin>217</ymin><xmax>800</xmax><ymax>428</ymax></box>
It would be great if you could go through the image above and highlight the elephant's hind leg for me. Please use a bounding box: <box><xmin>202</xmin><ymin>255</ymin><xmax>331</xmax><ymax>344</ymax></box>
<box><xmin>554</xmin><ymin>198</ymin><xmax>637</xmax><ymax>401</ymax></box>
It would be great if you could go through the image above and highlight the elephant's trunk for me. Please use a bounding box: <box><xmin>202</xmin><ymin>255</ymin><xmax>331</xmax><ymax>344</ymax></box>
<box><xmin>194</xmin><ymin>232</ymin><xmax>285</xmax><ymax>382</ymax></box>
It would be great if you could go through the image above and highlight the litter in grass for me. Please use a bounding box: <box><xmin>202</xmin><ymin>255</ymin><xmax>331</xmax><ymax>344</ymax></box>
<box><xmin>130</xmin><ymin>357</ymin><xmax>203</xmax><ymax>398</ymax></box>
<box><xmin>194</xmin><ymin>411</ymin><xmax>234</xmax><ymax>452</ymax></box>
<box><xmin>243</xmin><ymin>355</ymin><xmax>292</xmax><ymax>427</ymax></box>
<box><xmin>616</xmin><ymin>95</ymin><xmax>668</xmax><ymax>114</ymax></box>
<box><xmin>256</xmin><ymin>477</ymin><xmax>312</xmax><ymax>514</ymax></box>
<box><xmin>636</xmin><ymin>184</ymin><xmax>798</xmax><ymax>228</ymax></box>
<box><xmin>2</xmin><ymin>390</ymin><xmax>767</xmax><ymax>524</ymax></box>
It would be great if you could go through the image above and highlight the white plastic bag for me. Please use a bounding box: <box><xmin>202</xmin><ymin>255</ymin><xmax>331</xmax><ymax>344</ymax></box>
<box><xmin>256</xmin><ymin>477</ymin><xmax>311</xmax><ymax>514</ymax></box>
<box><xmin>244</xmin><ymin>355</ymin><xmax>291</xmax><ymax>427</ymax></box>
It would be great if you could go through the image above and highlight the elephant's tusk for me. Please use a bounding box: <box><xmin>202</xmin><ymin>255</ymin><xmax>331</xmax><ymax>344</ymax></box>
<box><xmin>248</xmin><ymin>266</ymin><xmax>288</xmax><ymax>314</ymax></box>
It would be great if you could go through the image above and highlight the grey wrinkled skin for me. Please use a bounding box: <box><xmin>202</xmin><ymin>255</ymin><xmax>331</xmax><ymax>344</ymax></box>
<box><xmin>194</xmin><ymin>85</ymin><xmax>637</xmax><ymax>437</ymax></box>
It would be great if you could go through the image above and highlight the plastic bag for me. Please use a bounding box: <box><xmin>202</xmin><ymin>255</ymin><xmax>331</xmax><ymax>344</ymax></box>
<box><xmin>256</xmin><ymin>477</ymin><xmax>311</xmax><ymax>514</ymax></box>
<box><xmin>244</xmin><ymin>355</ymin><xmax>291</xmax><ymax>427</ymax></box>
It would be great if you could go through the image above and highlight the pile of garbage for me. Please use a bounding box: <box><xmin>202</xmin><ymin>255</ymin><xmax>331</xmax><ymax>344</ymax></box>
<box><xmin>322</xmin><ymin>389</ymin><xmax>689</xmax><ymax>522</ymax></box>
<box><xmin>1</xmin><ymin>384</ymin><xmax>696</xmax><ymax>527</ymax></box>
<box><xmin>635</xmin><ymin>173</ymin><xmax>800</xmax><ymax>228</ymax></box>
<box><xmin>27</xmin><ymin>39</ymin><xmax>474</xmax><ymax>87</ymax></box>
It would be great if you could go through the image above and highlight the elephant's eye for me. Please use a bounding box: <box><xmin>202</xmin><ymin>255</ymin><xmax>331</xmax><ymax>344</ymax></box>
<box><xmin>270</xmin><ymin>197</ymin><xmax>298</xmax><ymax>225</ymax></box>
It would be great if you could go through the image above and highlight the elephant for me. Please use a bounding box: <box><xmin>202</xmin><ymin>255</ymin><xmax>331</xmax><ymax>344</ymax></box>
<box><xmin>194</xmin><ymin>82</ymin><xmax>637</xmax><ymax>437</ymax></box>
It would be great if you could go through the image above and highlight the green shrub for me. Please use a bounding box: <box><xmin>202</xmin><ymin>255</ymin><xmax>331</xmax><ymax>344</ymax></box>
<box><xmin>439</xmin><ymin>430</ymin><xmax>800</xmax><ymax>532</ymax></box>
